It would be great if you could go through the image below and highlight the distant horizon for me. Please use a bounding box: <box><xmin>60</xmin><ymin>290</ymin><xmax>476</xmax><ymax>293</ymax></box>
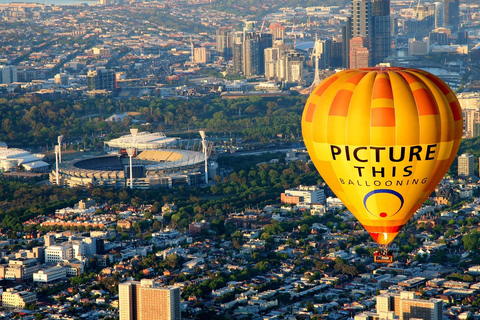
<box><xmin>0</xmin><ymin>0</ymin><xmax>96</xmax><ymax>4</ymax></box>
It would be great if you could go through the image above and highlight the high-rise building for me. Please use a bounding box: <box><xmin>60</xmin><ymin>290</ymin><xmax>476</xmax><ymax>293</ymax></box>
<box><xmin>193</xmin><ymin>47</ymin><xmax>209</xmax><ymax>64</ymax></box>
<box><xmin>54</xmin><ymin>73</ymin><xmax>69</xmax><ymax>85</ymax></box>
<box><xmin>0</xmin><ymin>65</ymin><xmax>17</xmax><ymax>84</ymax></box>
<box><xmin>119</xmin><ymin>280</ymin><xmax>181</xmax><ymax>320</ymax></box>
<box><xmin>350</xmin><ymin>37</ymin><xmax>370</xmax><ymax>68</ymax></box>
<box><xmin>371</xmin><ymin>0</ymin><xmax>391</xmax><ymax>65</ymax></box>
<box><xmin>443</xmin><ymin>0</ymin><xmax>459</xmax><ymax>30</ymax></box>
<box><xmin>458</xmin><ymin>153</ymin><xmax>475</xmax><ymax>177</ymax></box>
<box><xmin>342</xmin><ymin>17</ymin><xmax>353</xmax><ymax>68</ymax></box>
<box><xmin>434</xmin><ymin>2</ymin><xmax>444</xmax><ymax>29</ymax></box>
<box><xmin>87</xmin><ymin>67</ymin><xmax>116</xmax><ymax>92</ymax></box>
<box><xmin>269</xmin><ymin>23</ymin><xmax>285</xmax><ymax>43</ymax></box>
<box><xmin>264</xmin><ymin>47</ymin><xmax>281</xmax><ymax>80</ymax></box>
<box><xmin>351</xmin><ymin>0</ymin><xmax>372</xmax><ymax>38</ymax></box>
<box><xmin>375</xmin><ymin>292</ymin><xmax>442</xmax><ymax>320</ymax></box>
<box><xmin>284</xmin><ymin>51</ymin><xmax>304</xmax><ymax>84</ymax></box>
<box><xmin>233</xmin><ymin>22</ymin><xmax>273</xmax><ymax>76</ymax></box>
<box><xmin>216</xmin><ymin>27</ymin><xmax>232</xmax><ymax>59</ymax></box>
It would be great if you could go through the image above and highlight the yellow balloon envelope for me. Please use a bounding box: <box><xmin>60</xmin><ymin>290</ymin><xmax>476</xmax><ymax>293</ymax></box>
<box><xmin>302</xmin><ymin>67</ymin><xmax>462</xmax><ymax>245</ymax></box>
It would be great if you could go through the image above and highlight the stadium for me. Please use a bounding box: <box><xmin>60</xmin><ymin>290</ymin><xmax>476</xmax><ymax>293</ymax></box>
<box><xmin>50</xmin><ymin>132</ymin><xmax>217</xmax><ymax>189</ymax></box>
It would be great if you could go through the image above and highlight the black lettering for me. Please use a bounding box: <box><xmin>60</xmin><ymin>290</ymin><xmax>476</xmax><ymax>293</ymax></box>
<box><xmin>345</xmin><ymin>146</ymin><xmax>351</xmax><ymax>161</ymax></box>
<box><xmin>348</xmin><ymin>180</ymin><xmax>355</xmax><ymax>185</ymax></box>
<box><xmin>371</xmin><ymin>147</ymin><xmax>386</xmax><ymax>162</ymax></box>
<box><xmin>409</xmin><ymin>145</ymin><xmax>422</xmax><ymax>161</ymax></box>
<box><xmin>372</xmin><ymin>167</ymin><xmax>385</xmax><ymax>178</ymax></box>
<box><xmin>412</xmin><ymin>179</ymin><xmax>419</xmax><ymax>184</ymax></box>
<box><xmin>357</xmin><ymin>180</ymin><xmax>362</xmax><ymax>186</ymax></box>
<box><xmin>421</xmin><ymin>178</ymin><xmax>428</xmax><ymax>184</ymax></box>
<box><xmin>425</xmin><ymin>144</ymin><xmax>437</xmax><ymax>160</ymax></box>
<box><xmin>396</xmin><ymin>180</ymin><xmax>403</xmax><ymax>186</ymax></box>
<box><xmin>403</xmin><ymin>166</ymin><xmax>413</xmax><ymax>177</ymax></box>
<box><xmin>365</xmin><ymin>180</ymin><xmax>371</xmax><ymax>187</ymax></box>
<box><xmin>353</xmin><ymin>147</ymin><xmax>368</xmax><ymax>162</ymax></box>
<box><xmin>331</xmin><ymin>145</ymin><xmax>342</xmax><ymax>160</ymax></box>
<box><xmin>374</xmin><ymin>180</ymin><xmax>381</xmax><ymax>186</ymax></box>
<box><xmin>392</xmin><ymin>166</ymin><xmax>396</xmax><ymax>177</ymax></box>
<box><xmin>354</xmin><ymin>166</ymin><xmax>365</xmax><ymax>176</ymax></box>
<box><xmin>389</xmin><ymin>147</ymin><xmax>405</xmax><ymax>162</ymax></box>
<box><xmin>340</xmin><ymin>178</ymin><xmax>345</xmax><ymax>184</ymax></box>
<box><xmin>385</xmin><ymin>180</ymin><xmax>392</xmax><ymax>186</ymax></box>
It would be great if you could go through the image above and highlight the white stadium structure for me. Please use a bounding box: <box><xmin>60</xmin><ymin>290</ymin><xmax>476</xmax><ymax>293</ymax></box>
<box><xmin>50</xmin><ymin>132</ymin><xmax>217</xmax><ymax>188</ymax></box>
<box><xmin>0</xmin><ymin>143</ymin><xmax>49</xmax><ymax>172</ymax></box>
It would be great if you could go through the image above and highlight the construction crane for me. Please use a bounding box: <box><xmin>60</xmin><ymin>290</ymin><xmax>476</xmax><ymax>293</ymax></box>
<box><xmin>260</xmin><ymin>17</ymin><xmax>266</xmax><ymax>32</ymax></box>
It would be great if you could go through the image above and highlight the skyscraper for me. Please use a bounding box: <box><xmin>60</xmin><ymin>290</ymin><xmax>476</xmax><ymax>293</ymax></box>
<box><xmin>443</xmin><ymin>0</ymin><xmax>459</xmax><ymax>30</ymax></box>
<box><xmin>371</xmin><ymin>0</ymin><xmax>391</xmax><ymax>65</ymax></box>
<box><xmin>349</xmin><ymin>37</ymin><xmax>370</xmax><ymax>68</ymax></box>
<box><xmin>119</xmin><ymin>280</ymin><xmax>181</xmax><ymax>320</ymax></box>
<box><xmin>458</xmin><ymin>153</ymin><xmax>475</xmax><ymax>177</ymax></box>
<box><xmin>434</xmin><ymin>2</ymin><xmax>444</xmax><ymax>29</ymax></box>
<box><xmin>87</xmin><ymin>67</ymin><xmax>116</xmax><ymax>92</ymax></box>
<box><xmin>216</xmin><ymin>27</ymin><xmax>232</xmax><ymax>59</ymax></box>
<box><xmin>284</xmin><ymin>51</ymin><xmax>304</xmax><ymax>84</ymax></box>
<box><xmin>351</xmin><ymin>0</ymin><xmax>372</xmax><ymax>38</ymax></box>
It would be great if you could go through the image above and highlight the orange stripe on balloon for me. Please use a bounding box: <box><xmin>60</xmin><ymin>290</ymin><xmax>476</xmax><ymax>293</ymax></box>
<box><xmin>413</xmin><ymin>88</ymin><xmax>439</xmax><ymax>115</ymax></box>
<box><xmin>425</xmin><ymin>73</ymin><xmax>451</xmax><ymax>95</ymax></box>
<box><xmin>373</xmin><ymin>77</ymin><xmax>393</xmax><ymax>100</ymax></box>
<box><xmin>304</xmin><ymin>102</ymin><xmax>316</xmax><ymax>122</ymax></box>
<box><xmin>315</xmin><ymin>75</ymin><xmax>339</xmax><ymax>97</ymax></box>
<box><xmin>329</xmin><ymin>90</ymin><xmax>353</xmax><ymax>116</ymax></box>
<box><xmin>398</xmin><ymin>71</ymin><xmax>419</xmax><ymax>84</ymax></box>
<box><xmin>449</xmin><ymin>100</ymin><xmax>462</xmax><ymax>121</ymax></box>
<box><xmin>346</xmin><ymin>72</ymin><xmax>366</xmax><ymax>85</ymax></box>
<box><xmin>371</xmin><ymin>108</ymin><xmax>395</xmax><ymax>127</ymax></box>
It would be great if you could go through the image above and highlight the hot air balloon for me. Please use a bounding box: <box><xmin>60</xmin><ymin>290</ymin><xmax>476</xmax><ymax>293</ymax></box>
<box><xmin>302</xmin><ymin>67</ymin><xmax>462</xmax><ymax>263</ymax></box>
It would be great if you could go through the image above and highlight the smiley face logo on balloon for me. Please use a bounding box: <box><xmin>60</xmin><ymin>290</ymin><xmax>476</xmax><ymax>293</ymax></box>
<box><xmin>363</xmin><ymin>189</ymin><xmax>404</xmax><ymax>219</ymax></box>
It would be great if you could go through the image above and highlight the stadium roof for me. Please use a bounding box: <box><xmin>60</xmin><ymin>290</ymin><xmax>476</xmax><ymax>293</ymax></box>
<box><xmin>105</xmin><ymin>132</ymin><xmax>177</xmax><ymax>150</ymax></box>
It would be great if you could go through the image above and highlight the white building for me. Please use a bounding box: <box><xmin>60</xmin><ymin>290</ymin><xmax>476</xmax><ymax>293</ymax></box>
<box><xmin>2</xmin><ymin>288</ymin><xmax>37</xmax><ymax>309</ymax></box>
<box><xmin>281</xmin><ymin>185</ymin><xmax>325</xmax><ymax>204</ymax></box>
<box><xmin>45</xmin><ymin>245</ymin><xmax>74</xmax><ymax>263</ymax></box>
<box><xmin>0</xmin><ymin>147</ymin><xmax>49</xmax><ymax>172</ymax></box>
<box><xmin>0</xmin><ymin>65</ymin><xmax>17</xmax><ymax>84</ymax></box>
<box><xmin>458</xmin><ymin>153</ymin><xmax>474</xmax><ymax>177</ymax></box>
<box><xmin>33</xmin><ymin>266</ymin><xmax>67</xmax><ymax>284</ymax></box>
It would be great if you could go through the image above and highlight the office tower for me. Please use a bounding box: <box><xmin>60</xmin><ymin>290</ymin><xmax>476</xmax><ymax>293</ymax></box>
<box><xmin>0</xmin><ymin>65</ymin><xmax>17</xmax><ymax>84</ymax></box>
<box><xmin>342</xmin><ymin>17</ymin><xmax>352</xmax><ymax>68</ymax></box>
<box><xmin>429</xmin><ymin>31</ymin><xmax>449</xmax><ymax>45</ymax></box>
<box><xmin>264</xmin><ymin>47</ymin><xmax>281</xmax><ymax>80</ymax></box>
<box><xmin>330</xmin><ymin>40</ymin><xmax>343</xmax><ymax>68</ymax></box>
<box><xmin>269</xmin><ymin>23</ymin><xmax>285</xmax><ymax>43</ymax></box>
<box><xmin>349</xmin><ymin>37</ymin><xmax>370</xmax><ymax>68</ymax></box>
<box><xmin>443</xmin><ymin>0</ymin><xmax>459</xmax><ymax>30</ymax></box>
<box><xmin>216</xmin><ymin>27</ymin><xmax>232</xmax><ymax>59</ymax></box>
<box><xmin>434</xmin><ymin>2</ymin><xmax>444</xmax><ymax>29</ymax></box>
<box><xmin>376</xmin><ymin>292</ymin><xmax>443</xmax><ymax>320</ymax></box>
<box><xmin>234</xmin><ymin>22</ymin><xmax>273</xmax><ymax>76</ymax></box>
<box><xmin>457</xmin><ymin>31</ymin><xmax>468</xmax><ymax>44</ymax></box>
<box><xmin>87</xmin><ymin>67</ymin><xmax>116</xmax><ymax>91</ymax></box>
<box><xmin>458</xmin><ymin>153</ymin><xmax>474</xmax><ymax>177</ymax></box>
<box><xmin>193</xmin><ymin>47</ymin><xmax>209</xmax><ymax>63</ymax></box>
<box><xmin>119</xmin><ymin>280</ymin><xmax>181</xmax><ymax>320</ymax></box>
<box><xmin>232</xmin><ymin>31</ymin><xmax>243</xmax><ymax>74</ymax></box>
<box><xmin>371</xmin><ymin>0</ymin><xmax>391</xmax><ymax>65</ymax></box>
<box><xmin>243</xmin><ymin>32</ymin><xmax>260</xmax><ymax>76</ymax></box>
<box><xmin>284</xmin><ymin>51</ymin><xmax>304</xmax><ymax>84</ymax></box>
<box><xmin>351</xmin><ymin>0</ymin><xmax>372</xmax><ymax>38</ymax></box>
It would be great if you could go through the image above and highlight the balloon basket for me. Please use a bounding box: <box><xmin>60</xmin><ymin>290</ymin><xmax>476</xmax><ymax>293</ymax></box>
<box><xmin>374</xmin><ymin>246</ymin><xmax>393</xmax><ymax>264</ymax></box>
